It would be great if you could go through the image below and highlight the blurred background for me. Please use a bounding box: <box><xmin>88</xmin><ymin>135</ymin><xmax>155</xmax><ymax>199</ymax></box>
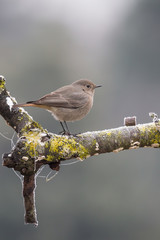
<box><xmin>1</xmin><ymin>0</ymin><xmax>160</xmax><ymax>239</ymax></box>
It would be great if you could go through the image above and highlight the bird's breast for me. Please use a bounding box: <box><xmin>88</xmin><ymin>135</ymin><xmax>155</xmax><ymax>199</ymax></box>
<box><xmin>49</xmin><ymin>96</ymin><xmax>93</xmax><ymax>122</ymax></box>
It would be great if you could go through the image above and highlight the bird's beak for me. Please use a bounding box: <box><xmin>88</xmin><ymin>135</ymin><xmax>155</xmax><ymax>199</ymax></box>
<box><xmin>95</xmin><ymin>85</ymin><xmax>102</xmax><ymax>88</ymax></box>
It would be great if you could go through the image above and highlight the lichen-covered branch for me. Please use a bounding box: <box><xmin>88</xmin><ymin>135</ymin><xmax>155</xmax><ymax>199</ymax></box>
<box><xmin>0</xmin><ymin>76</ymin><xmax>45</xmax><ymax>136</ymax></box>
<box><xmin>3</xmin><ymin>121</ymin><xmax>160</xmax><ymax>173</ymax></box>
<box><xmin>1</xmin><ymin>75</ymin><xmax>160</xmax><ymax>226</ymax></box>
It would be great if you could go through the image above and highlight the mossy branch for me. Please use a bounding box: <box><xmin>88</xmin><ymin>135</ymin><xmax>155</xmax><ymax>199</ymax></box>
<box><xmin>1</xmin><ymin>75</ymin><xmax>160</xmax><ymax>226</ymax></box>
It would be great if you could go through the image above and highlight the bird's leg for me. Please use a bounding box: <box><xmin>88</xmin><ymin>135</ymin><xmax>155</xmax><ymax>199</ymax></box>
<box><xmin>64</xmin><ymin>121</ymin><xmax>71</xmax><ymax>135</ymax></box>
<box><xmin>59</xmin><ymin>121</ymin><xmax>71</xmax><ymax>135</ymax></box>
<box><xmin>59</xmin><ymin>121</ymin><xmax>66</xmax><ymax>135</ymax></box>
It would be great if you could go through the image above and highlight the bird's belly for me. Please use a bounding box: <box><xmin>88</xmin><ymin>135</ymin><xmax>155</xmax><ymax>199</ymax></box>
<box><xmin>50</xmin><ymin>101</ymin><xmax>93</xmax><ymax>122</ymax></box>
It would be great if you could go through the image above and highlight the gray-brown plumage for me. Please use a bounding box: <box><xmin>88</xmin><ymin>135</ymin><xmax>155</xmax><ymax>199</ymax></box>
<box><xmin>14</xmin><ymin>79</ymin><xmax>101</xmax><ymax>134</ymax></box>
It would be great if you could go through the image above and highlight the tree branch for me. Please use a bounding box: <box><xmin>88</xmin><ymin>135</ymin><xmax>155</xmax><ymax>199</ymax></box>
<box><xmin>23</xmin><ymin>175</ymin><xmax>38</xmax><ymax>226</ymax></box>
<box><xmin>1</xmin><ymin>75</ymin><xmax>160</xmax><ymax>226</ymax></box>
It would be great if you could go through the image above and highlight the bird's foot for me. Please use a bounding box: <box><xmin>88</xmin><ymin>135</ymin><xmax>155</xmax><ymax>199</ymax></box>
<box><xmin>59</xmin><ymin>130</ymin><xmax>72</xmax><ymax>136</ymax></box>
<box><xmin>58</xmin><ymin>131</ymin><xmax>81</xmax><ymax>137</ymax></box>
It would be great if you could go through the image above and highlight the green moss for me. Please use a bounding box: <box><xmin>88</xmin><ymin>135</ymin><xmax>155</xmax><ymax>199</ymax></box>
<box><xmin>19</xmin><ymin>116</ymin><xmax>45</xmax><ymax>135</ymax></box>
<box><xmin>21</xmin><ymin>130</ymin><xmax>89</xmax><ymax>162</ymax></box>
<box><xmin>91</xmin><ymin>138</ymin><xmax>97</xmax><ymax>146</ymax></box>
<box><xmin>0</xmin><ymin>81</ymin><xmax>5</xmax><ymax>89</ymax></box>
<box><xmin>46</xmin><ymin>136</ymin><xmax>89</xmax><ymax>161</ymax></box>
<box><xmin>0</xmin><ymin>77</ymin><xmax>5</xmax><ymax>92</ymax></box>
<box><xmin>23</xmin><ymin>131</ymin><xmax>42</xmax><ymax>158</ymax></box>
<box><xmin>17</xmin><ymin>115</ymin><xmax>24</xmax><ymax>121</ymax></box>
<box><xmin>106</xmin><ymin>131</ymin><xmax>112</xmax><ymax>137</ymax></box>
<box><xmin>150</xmin><ymin>128</ymin><xmax>160</xmax><ymax>144</ymax></box>
<box><xmin>139</xmin><ymin>123</ymin><xmax>160</xmax><ymax>146</ymax></box>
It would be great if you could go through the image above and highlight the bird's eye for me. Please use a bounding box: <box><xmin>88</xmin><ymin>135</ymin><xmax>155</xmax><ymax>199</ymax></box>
<box><xmin>86</xmin><ymin>85</ymin><xmax>91</xmax><ymax>88</ymax></box>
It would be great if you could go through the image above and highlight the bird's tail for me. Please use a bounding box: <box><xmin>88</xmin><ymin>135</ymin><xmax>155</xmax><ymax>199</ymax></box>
<box><xmin>13</xmin><ymin>101</ymin><xmax>36</xmax><ymax>108</ymax></box>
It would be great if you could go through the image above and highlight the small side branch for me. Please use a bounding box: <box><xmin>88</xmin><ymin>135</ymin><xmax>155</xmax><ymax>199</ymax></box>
<box><xmin>23</xmin><ymin>175</ymin><xmax>38</xmax><ymax>226</ymax></box>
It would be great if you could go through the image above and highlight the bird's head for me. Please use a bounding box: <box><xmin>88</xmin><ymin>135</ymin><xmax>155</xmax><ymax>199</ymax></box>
<box><xmin>72</xmin><ymin>79</ymin><xmax>102</xmax><ymax>96</ymax></box>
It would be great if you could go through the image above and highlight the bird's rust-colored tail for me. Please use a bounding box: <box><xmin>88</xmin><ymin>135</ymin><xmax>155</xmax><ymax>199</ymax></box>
<box><xmin>13</xmin><ymin>102</ymin><xmax>36</xmax><ymax>108</ymax></box>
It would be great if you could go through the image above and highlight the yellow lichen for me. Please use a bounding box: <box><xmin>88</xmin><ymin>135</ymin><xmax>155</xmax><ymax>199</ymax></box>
<box><xmin>23</xmin><ymin>131</ymin><xmax>42</xmax><ymax>158</ymax></box>
<box><xmin>20</xmin><ymin>119</ymin><xmax>45</xmax><ymax>136</ymax></box>
<box><xmin>106</xmin><ymin>131</ymin><xmax>112</xmax><ymax>137</ymax></box>
<box><xmin>46</xmin><ymin>136</ymin><xmax>89</xmax><ymax>161</ymax></box>
<box><xmin>0</xmin><ymin>78</ymin><xmax>5</xmax><ymax>93</ymax></box>
<box><xmin>21</xmin><ymin>130</ymin><xmax>89</xmax><ymax>162</ymax></box>
<box><xmin>138</xmin><ymin>123</ymin><xmax>160</xmax><ymax>147</ymax></box>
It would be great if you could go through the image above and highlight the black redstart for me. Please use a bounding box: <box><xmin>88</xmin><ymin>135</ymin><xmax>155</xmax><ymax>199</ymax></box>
<box><xmin>14</xmin><ymin>79</ymin><xmax>101</xmax><ymax>135</ymax></box>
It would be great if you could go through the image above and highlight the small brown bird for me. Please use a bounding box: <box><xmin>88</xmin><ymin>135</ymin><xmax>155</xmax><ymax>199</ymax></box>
<box><xmin>14</xmin><ymin>79</ymin><xmax>101</xmax><ymax>135</ymax></box>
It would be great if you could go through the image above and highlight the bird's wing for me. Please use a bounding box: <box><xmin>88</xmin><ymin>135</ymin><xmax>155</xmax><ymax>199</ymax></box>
<box><xmin>28</xmin><ymin>86</ymin><xmax>87</xmax><ymax>109</ymax></box>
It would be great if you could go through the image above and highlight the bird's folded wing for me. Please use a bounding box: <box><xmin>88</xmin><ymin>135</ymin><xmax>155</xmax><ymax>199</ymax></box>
<box><xmin>28</xmin><ymin>91</ymin><xmax>87</xmax><ymax>109</ymax></box>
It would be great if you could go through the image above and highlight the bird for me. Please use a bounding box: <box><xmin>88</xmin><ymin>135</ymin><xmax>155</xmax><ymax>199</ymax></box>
<box><xmin>13</xmin><ymin>79</ymin><xmax>101</xmax><ymax>135</ymax></box>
